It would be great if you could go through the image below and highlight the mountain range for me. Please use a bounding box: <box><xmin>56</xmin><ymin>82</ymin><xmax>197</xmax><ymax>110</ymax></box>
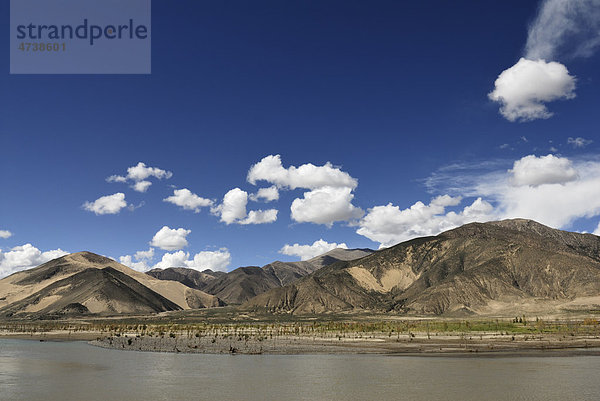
<box><xmin>0</xmin><ymin>247</ymin><xmax>372</xmax><ymax>317</ymax></box>
<box><xmin>147</xmin><ymin>248</ymin><xmax>374</xmax><ymax>304</ymax></box>
<box><xmin>245</xmin><ymin>219</ymin><xmax>600</xmax><ymax>316</ymax></box>
<box><xmin>2</xmin><ymin>219</ymin><xmax>599</xmax><ymax>318</ymax></box>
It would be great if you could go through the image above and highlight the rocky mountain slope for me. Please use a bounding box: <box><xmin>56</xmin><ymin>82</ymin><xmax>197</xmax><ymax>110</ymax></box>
<box><xmin>0</xmin><ymin>252</ymin><xmax>221</xmax><ymax>317</ymax></box>
<box><xmin>149</xmin><ymin>248</ymin><xmax>374</xmax><ymax>305</ymax></box>
<box><xmin>244</xmin><ymin>219</ymin><xmax>600</xmax><ymax>316</ymax></box>
<box><xmin>146</xmin><ymin>267</ymin><xmax>226</xmax><ymax>291</ymax></box>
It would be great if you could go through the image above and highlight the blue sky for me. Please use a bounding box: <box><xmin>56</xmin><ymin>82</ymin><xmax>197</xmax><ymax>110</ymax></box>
<box><xmin>1</xmin><ymin>0</ymin><xmax>600</xmax><ymax>276</ymax></box>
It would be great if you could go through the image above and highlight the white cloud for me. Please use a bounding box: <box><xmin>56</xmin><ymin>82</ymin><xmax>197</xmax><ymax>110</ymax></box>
<box><xmin>163</xmin><ymin>188</ymin><xmax>214</xmax><ymax>213</ymax></box>
<box><xmin>593</xmin><ymin>222</ymin><xmax>600</xmax><ymax>236</ymax></box>
<box><xmin>279</xmin><ymin>239</ymin><xmax>348</xmax><ymax>261</ymax></box>
<box><xmin>525</xmin><ymin>0</ymin><xmax>600</xmax><ymax>60</ymax></box>
<box><xmin>478</xmin><ymin>163</ymin><xmax>600</xmax><ymax>229</ymax></box>
<box><xmin>212</xmin><ymin>188</ymin><xmax>249</xmax><ymax>224</ymax></box>
<box><xmin>83</xmin><ymin>193</ymin><xmax>128</xmax><ymax>215</ymax></box>
<box><xmin>510</xmin><ymin>154</ymin><xmax>578</xmax><ymax>186</ymax></box>
<box><xmin>151</xmin><ymin>250</ymin><xmax>189</xmax><ymax>270</ymax></box>
<box><xmin>150</xmin><ymin>226</ymin><xmax>191</xmax><ymax>251</ymax></box>
<box><xmin>153</xmin><ymin>248</ymin><xmax>231</xmax><ymax>272</ymax></box>
<box><xmin>353</xmin><ymin>152</ymin><xmax>600</xmax><ymax>249</ymax></box>
<box><xmin>135</xmin><ymin>247</ymin><xmax>155</xmax><ymax>261</ymax></box>
<box><xmin>107</xmin><ymin>162</ymin><xmax>173</xmax><ymax>192</ymax></box>
<box><xmin>246</xmin><ymin>155</ymin><xmax>362</xmax><ymax>226</ymax></box>
<box><xmin>489</xmin><ymin>58</ymin><xmax>576</xmax><ymax>122</ymax></box>
<box><xmin>119</xmin><ymin>255</ymin><xmax>150</xmax><ymax>272</ymax></box>
<box><xmin>211</xmin><ymin>188</ymin><xmax>278</xmax><ymax>225</ymax></box>
<box><xmin>424</xmin><ymin>154</ymin><xmax>600</xmax><ymax>233</ymax></box>
<box><xmin>0</xmin><ymin>244</ymin><xmax>68</xmax><ymax>278</ymax></box>
<box><xmin>132</xmin><ymin>180</ymin><xmax>152</xmax><ymax>193</ymax></box>
<box><xmin>118</xmin><ymin>248</ymin><xmax>155</xmax><ymax>272</ymax></box>
<box><xmin>247</xmin><ymin>154</ymin><xmax>357</xmax><ymax>190</ymax></box>
<box><xmin>106</xmin><ymin>175</ymin><xmax>127</xmax><ymax>183</ymax></box>
<box><xmin>249</xmin><ymin>186</ymin><xmax>279</xmax><ymax>202</ymax></box>
<box><xmin>356</xmin><ymin>196</ymin><xmax>495</xmax><ymax>248</ymax></box>
<box><xmin>0</xmin><ymin>230</ymin><xmax>12</xmax><ymax>239</ymax></box>
<box><xmin>240</xmin><ymin>209</ymin><xmax>278</xmax><ymax>225</ymax></box>
<box><xmin>290</xmin><ymin>186</ymin><xmax>364</xmax><ymax>226</ymax></box>
<box><xmin>568</xmin><ymin>137</ymin><xmax>593</xmax><ymax>148</ymax></box>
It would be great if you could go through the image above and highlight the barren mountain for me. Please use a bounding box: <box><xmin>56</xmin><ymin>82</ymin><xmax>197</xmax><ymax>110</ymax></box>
<box><xmin>146</xmin><ymin>267</ymin><xmax>226</xmax><ymax>291</ymax></box>
<box><xmin>0</xmin><ymin>267</ymin><xmax>181</xmax><ymax>316</ymax></box>
<box><xmin>0</xmin><ymin>252</ymin><xmax>221</xmax><ymax>317</ymax></box>
<box><xmin>244</xmin><ymin>220</ymin><xmax>600</xmax><ymax>316</ymax></box>
<box><xmin>197</xmin><ymin>248</ymin><xmax>374</xmax><ymax>304</ymax></box>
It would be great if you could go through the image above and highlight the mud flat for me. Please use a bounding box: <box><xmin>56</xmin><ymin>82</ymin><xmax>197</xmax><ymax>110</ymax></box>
<box><xmin>89</xmin><ymin>331</ymin><xmax>600</xmax><ymax>356</ymax></box>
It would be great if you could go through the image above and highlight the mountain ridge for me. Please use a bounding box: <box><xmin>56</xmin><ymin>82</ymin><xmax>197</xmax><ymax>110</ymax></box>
<box><xmin>147</xmin><ymin>248</ymin><xmax>375</xmax><ymax>304</ymax></box>
<box><xmin>245</xmin><ymin>219</ymin><xmax>600</xmax><ymax>316</ymax></box>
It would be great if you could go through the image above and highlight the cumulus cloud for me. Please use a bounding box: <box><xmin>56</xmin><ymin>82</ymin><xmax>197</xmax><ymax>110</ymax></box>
<box><xmin>163</xmin><ymin>188</ymin><xmax>214</xmax><ymax>213</ymax></box>
<box><xmin>246</xmin><ymin>155</ymin><xmax>363</xmax><ymax>226</ymax></box>
<box><xmin>247</xmin><ymin>154</ymin><xmax>357</xmax><ymax>190</ymax></box>
<box><xmin>0</xmin><ymin>244</ymin><xmax>68</xmax><ymax>277</ymax></box>
<box><xmin>132</xmin><ymin>180</ymin><xmax>152</xmax><ymax>193</ymax></box>
<box><xmin>291</xmin><ymin>186</ymin><xmax>364</xmax><ymax>226</ymax></box>
<box><xmin>240</xmin><ymin>209</ymin><xmax>278</xmax><ymax>225</ymax></box>
<box><xmin>153</xmin><ymin>248</ymin><xmax>231</xmax><ymax>272</ymax></box>
<box><xmin>0</xmin><ymin>230</ymin><xmax>12</xmax><ymax>239</ymax></box>
<box><xmin>594</xmin><ymin>222</ymin><xmax>600</xmax><ymax>236</ymax></box>
<box><xmin>249</xmin><ymin>186</ymin><xmax>279</xmax><ymax>202</ymax></box>
<box><xmin>119</xmin><ymin>247</ymin><xmax>155</xmax><ymax>272</ymax></box>
<box><xmin>488</xmin><ymin>58</ymin><xmax>576</xmax><ymax>122</ymax></box>
<box><xmin>279</xmin><ymin>239</ymin><xmax>348</xmax><ymax>261</ymax></box>
<box><xmin>212</xmin><ymin>188</ymin><xmax>248</xmax><ymax>224</ymax></box>
<box><xmin>568</xmin><ymin>137</ymin><xmax>593</xmax><ymax>148</ymax></box>
<box><xmin>509</xmin><ymin>154</ymin><xmax>578</xmax><ymax>186</ymax></box>
<box><xmin>134</xmin><ymin>248</ymin><xmax>155</xmax><ymax>261</ymax></box>
<box><xmin>525</xmin><ymin>0</ymin><xmax>600</xmax><ymax>60</ymax></box>
<box><xmin>120</xmin><ymin>246</ymin><xmax>230</xmax><ymax>272</ymax></box>
<box><xmin>489</xmin><ymin>0</ymin><xmax>600</xmax><ymax>121</ymax></box>
<box><xmin>119</xmin><ymin>255</ymin><xmax>149</xmax><ymax>272</ymax></box>
<box><xmin>83</xmin><ymin>193</ymin><xmax>128</xmax><ymax>215</ymax></box>
<box><xmin>149</xmin><ymin>226</ymin><xmax>191</xmax><ymax>251</ymax></box>
<box><xmin>211</xmin><ymin>188</ymin><xmax>278</xmax><ymax>225</ymax></box>
<box><xmin>356</xmin><ymin>196</ymin><xmax>495</xmax><ymax>248</ymax></box>
<box><xmin>424</xmin><ymin>154</ymin><xmax>600</xmax><ymax>234</ymax></box>
<box><xmin>107</xmin><ymin>162</ymin><xmax>173</xmax><ymax>192</ymax></box>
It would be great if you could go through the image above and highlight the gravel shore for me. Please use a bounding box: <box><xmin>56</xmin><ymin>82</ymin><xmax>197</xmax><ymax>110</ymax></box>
<box><xmin>88</xmin><ymin>332</ymin><xmax>600</xmax><ymax>356</ymax></box>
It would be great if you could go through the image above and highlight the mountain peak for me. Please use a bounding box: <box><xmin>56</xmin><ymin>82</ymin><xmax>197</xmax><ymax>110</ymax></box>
<box><xmin>67</xmin><ymin>251</ymin><xmax>115</xmax><ymax>265</ymax></box>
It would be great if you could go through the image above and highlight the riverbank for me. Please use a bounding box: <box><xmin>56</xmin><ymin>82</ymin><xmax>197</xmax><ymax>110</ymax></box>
<box><xmin>88</xmin><ymin>331</ymin><xmax>600</xmax><ymax>356</ymax></box>
<box><xmin>3</xmin><ymin>317</ymin><xmax>600</xmax><ymax>355</ymax></box>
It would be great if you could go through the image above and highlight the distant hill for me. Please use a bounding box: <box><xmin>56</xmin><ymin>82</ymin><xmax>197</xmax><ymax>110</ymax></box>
<box><xmin>148</xmin><ymin>248</ymin><xmax>375</xmax><ymax>305</ymax></box>
<box><xmin>0</xmin><ymin>252</ymin><xmax>221</xmax><ymax>317</ymax></box>
<box><xmin>244</xmin><ymin>220</ymin><xmax>600</xmax><ymax>316</ymax></box>
<box><xmin>146</xmin><ymin>267</ymin><xmax>226</xmax><ymax>291</ymax></box>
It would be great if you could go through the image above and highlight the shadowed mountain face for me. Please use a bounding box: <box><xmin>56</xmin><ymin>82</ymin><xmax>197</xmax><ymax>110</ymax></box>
<box><xmin>202</xmin><ymin>266</ymin><xmax>283</xmax><ymax>305</ymax></box>
<box><xmin>0</xmin><ymin>252</ymin><xmax>221</xmax><ymax>317</ymax></box>
<box><xmin>146</xmin><ymin>268</ymin><xmax>226</xmax><ymax>291</ymax></box>
<box><xmin>244</xmin><ymin>220</ymin><xmax>600</xmax><ymax>316</ymax></box>
<box><xmin>151</xmin><ymin>248</ymin><xmax>375</xmax><ymax>305</ymax></box>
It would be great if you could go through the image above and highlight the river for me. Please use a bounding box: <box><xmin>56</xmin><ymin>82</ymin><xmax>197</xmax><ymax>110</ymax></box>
<box><xmin>1</xmin><ymin>339</ymin><xmax>599</xmax><ymax>400</ymax></box>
